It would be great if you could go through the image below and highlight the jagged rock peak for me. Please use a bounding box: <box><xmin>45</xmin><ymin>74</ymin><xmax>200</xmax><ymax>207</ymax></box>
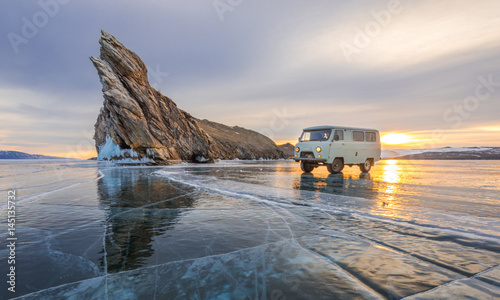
<box><xmin>91</xmin><ymin>30</ymin><xmax>284</xmax><ymax>164</ymax></box>
<box><xmin>97</xmin><ymin>30</ymin><xmax>149</xmax><ymax>86</ymax></box>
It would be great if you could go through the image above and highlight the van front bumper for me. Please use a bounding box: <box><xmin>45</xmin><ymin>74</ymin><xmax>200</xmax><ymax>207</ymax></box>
<box><xmin>293</xmin><ymin>157</ymin><xmax>327</xmax><ymax>163</ymax></box>
<box><xmin>293</xmin><ymin>148</ymin><xmax>327</xmax><ymax>163</ymax></box>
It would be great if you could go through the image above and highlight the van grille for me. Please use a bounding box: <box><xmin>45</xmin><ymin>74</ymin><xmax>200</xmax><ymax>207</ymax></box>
<box><xmin>300</xmin><ymin>152</ymin><xmax>315</xmax><ymax>158</ymax></box>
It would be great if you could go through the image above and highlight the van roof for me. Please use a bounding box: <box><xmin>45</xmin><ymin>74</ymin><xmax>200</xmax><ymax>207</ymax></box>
<box><xmin>303</xmin><ymin>125</ymin><xmax>379</xmax><ymax>132</ymax></box>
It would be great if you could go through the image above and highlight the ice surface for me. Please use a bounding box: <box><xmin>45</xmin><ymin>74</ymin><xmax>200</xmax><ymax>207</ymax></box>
<box><xmin>474</xmin><ymin>265</ymin><xmax>500</xmax><ymax>288</ymax></box>
<box><xmin>1</xmin><ymin>160</ymin><xmax>500</xmax><ymax>299</ymax></box>
<box><xmin>404</xmin><ymin>278</ymin><xmax>500</xmax><ymax>299</ymax></box>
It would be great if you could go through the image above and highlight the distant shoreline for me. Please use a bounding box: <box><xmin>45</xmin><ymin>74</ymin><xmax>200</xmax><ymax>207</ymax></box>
<box><xmin>4</xmin><ymin>147</ymin><xmax>500</xmax><ymax>161</ymax></box>
<box><xmin>384</xmin><ymin>148</ymin><xmax>500</xmax><ymax>160</ymax></box>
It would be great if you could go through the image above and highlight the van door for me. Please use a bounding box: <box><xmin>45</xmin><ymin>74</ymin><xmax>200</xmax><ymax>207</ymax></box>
<box><xmin>328</xmin><ymin>129</ymin><xmax>345</xmax><ymax>163</ymax></box>
<box><xmin>344</xmin><ymin>130</ymin><xmax>365</xmax><ymax>164</ymax></box>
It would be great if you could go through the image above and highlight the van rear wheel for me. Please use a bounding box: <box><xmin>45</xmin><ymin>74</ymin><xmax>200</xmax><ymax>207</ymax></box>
<box><xmin>360</xmin><ymin>159</ymin><xmax>372</xmax><ymax>173</ymax></box>
<box><xmin>300</xmin><ymin>162</ymin><xmax>314</xmax><ymax>173</ymax></box>
<box><xmin>327</xmin><ymin>158</ymin><xmax>344</xmax><ymax>174</ymax></box>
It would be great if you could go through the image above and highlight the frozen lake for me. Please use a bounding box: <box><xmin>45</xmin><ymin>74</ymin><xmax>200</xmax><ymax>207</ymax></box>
<box><xmin>1</xmin><ymin>159</ymin><xmax>500</xmax><ymax>299</ymax></box>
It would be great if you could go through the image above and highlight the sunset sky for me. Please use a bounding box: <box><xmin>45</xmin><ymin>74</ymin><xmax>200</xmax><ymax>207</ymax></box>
<box><xmin>1</xmin><ymin>0</ymin><xmax>499</xmax><ymax>158</ymax></box>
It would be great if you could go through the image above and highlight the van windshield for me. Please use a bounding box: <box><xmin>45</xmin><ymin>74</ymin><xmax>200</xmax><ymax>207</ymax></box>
<box><xmin>300</xmin><ymin>130</ymin><xmax>332</xmax><ymax>142</ymax></box>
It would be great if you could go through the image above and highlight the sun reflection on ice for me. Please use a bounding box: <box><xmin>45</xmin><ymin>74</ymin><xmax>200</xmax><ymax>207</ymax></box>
<box><xmin>383</xmin><ymin>160</ymin><xmax>402</xmax><ymax>184</ymax></box>
<box><xmin>377</xmin><ymin>160</ymin><xmax>403</xmax><ymax>216</ymax></box>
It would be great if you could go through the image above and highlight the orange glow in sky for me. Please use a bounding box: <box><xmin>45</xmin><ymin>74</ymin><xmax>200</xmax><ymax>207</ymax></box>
<box><xmin>381</xmin><ymin>133</ymin><xmax>412</xmax><ymax>145</ymax></box>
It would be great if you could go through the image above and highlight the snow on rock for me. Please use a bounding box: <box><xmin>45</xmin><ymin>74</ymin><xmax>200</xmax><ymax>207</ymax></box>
<box><xmin>97</xmin><ymin>135</ymin><xmax>152</xmax><ymax>163</ymax></box>
<box><xmin>195</xmin><ymin>156</ymin><xmax>208</xmax><ymax>163</ymax></box>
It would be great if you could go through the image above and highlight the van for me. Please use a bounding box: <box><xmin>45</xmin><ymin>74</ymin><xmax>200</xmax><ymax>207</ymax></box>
<box><xmin>294</xmin><ymin>126</ymin><xmax>381</xmax><ymax>173</ymax></box>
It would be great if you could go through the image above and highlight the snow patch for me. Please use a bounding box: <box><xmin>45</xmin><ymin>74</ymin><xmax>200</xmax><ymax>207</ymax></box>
<box><xmin>195</xmin><ymin>156</ymin><xmax>208</xmax><ymax>163</ymax></box>
<box><xmin>97</xmin><ymin>135</ymin><xmax>153</xmax><ymax>163</ymax></box>
<box><xmin>146</xmin><ymin>149</ymin><xmax>155</xmax><ymax>158</ymax></box>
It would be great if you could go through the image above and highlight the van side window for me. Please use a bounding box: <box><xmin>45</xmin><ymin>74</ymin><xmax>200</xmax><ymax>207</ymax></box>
<box><xmin>334</xmin><ymin>130</ymin><xmax>344</xmax><ymax>141</ymax></box>
<box><xmin>353</xmin><ymin>131</ymin><xmax>364</xmax><ymax>141</ymax></box>
<box><xmin>365</xmin><ymin>132</ymin><xmax>376</xmax><ymax>142</ymax></box>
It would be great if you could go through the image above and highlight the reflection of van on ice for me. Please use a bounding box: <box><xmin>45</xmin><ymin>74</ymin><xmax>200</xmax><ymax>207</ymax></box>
<box><xmin>294</xmin><ymin>126</ymin><xmax>381</xmax><ymax>173</ymax></box>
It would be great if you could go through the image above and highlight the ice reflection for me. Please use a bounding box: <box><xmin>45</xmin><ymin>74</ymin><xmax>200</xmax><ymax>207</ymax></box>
<box><xmin>4</xmin><ymin>160</ymin><xmax>500</xmax><ymax>299</ymax></box>
<box><xmin>382</xmin><ymin>160</ymin><xmax>402</xmax><ymax>183</ymax></box>
<box><xmin>293</xmin><ymin>172</ymin><xmax>377</xmax><ymax>200</ymax></box>
<box><xmin>290</xmin><ymin>161</ymin><xmax>411</xmax><ymax>219</ymax></box>
<box><xmin>97</xmin><ymin>167</ymin><xmax>197</xmax><ymax>273</ymax></box>
<box><xmin>368</xmin><ymin>160</ymin><xmax>417</xmax><ymax>220</ymax></box>
<box><xmin>379</xmin><ymin>160</ymin><xmax>402</xmax><ymax>211</ymax></box>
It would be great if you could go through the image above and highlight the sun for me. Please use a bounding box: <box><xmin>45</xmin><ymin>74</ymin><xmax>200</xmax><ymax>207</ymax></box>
<box><xmin>381</xmin><ymin>133</ymin><xmax>411</xmax><ymax>145</ymax></box>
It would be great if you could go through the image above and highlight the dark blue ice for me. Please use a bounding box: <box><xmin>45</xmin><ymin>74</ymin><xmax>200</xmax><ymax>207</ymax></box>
<box><xmin>1</xmin><ymin>159</ymin><xmax>500</xmax><ymax>299</ymax></box>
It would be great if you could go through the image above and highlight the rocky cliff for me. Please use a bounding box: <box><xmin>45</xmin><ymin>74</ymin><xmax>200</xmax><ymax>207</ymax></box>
<box><xmin>277</xmin><ymin>143</ymin><xmax>295</xmax><ymax>159</ymax></box>
<box><xmin>196</xmin><ymin>119</ymin><xmax>284</xmax><ymax>160</ymax></box>
<box><xmin>91</xmin><ymin>30</ymin><xmax>284</xmax><ymax>163</ymax></box>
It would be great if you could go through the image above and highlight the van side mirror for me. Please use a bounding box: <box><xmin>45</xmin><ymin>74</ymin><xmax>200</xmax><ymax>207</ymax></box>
<box><xmin>334</xmin><ymin>135</ymin><xmax>340</xmax><ymax>141</ymax></box>
<box><xmin>298</xmin><ymin>137</ymin><xmax>301</xmax><ymax>142</ymax></box>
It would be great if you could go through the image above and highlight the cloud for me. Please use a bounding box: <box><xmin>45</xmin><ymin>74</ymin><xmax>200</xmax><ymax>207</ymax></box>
<box><xmin>1</xmin><ymin>0</ymin><xmax>500</xmax><ymax>156</ymax></box>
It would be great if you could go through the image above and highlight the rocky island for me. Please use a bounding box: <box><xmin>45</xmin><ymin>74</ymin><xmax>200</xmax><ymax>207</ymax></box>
<box><xmin>90</xmin><ymin>30</ymin><xmax>284</xmax><ymax>163</ymax></box>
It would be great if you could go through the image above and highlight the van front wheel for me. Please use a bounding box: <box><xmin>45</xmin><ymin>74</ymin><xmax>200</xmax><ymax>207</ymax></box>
<box><xmin>300</xmin><ymin>162</ymin><xmax>314</xmax><ymax>173</ymax></box>
<box><xmin>327</xmin><ymin>158</ymin><xmax>344</xmax><ymax>174</ymax></box>
<box><xmin>360</xmin><ymin>159</ymin><xmax>372</xmax><ymax>173</ymax></box>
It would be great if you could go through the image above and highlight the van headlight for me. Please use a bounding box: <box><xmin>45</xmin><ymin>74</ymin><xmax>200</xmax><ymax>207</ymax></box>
<box><xmin>295</xmin><ymin>147</ymin><xmax>300</xmax><ymax>152</ymax></box>
<box><xmin>316</xmin><ymin>147</ymin><xmax>321</xmax><ymax>153</ymax></box>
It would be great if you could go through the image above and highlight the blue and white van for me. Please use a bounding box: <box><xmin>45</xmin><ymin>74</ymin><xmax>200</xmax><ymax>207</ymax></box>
<box><xmin>294</xmin><ymin>126</ymin><xmax>381</xmax><ymax>173</ymax></box>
